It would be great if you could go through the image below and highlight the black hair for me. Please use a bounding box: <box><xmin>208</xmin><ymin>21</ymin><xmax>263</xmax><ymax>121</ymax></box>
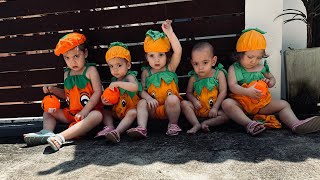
<box><xmin>191</xmin><ymin>42</ymin><xmax>215</xmax><ymax>56</ymax></box>
<box><xmin>232</xmin><ymin>50</ymin><xmax>269</xmax><ymax>62</ymax></box>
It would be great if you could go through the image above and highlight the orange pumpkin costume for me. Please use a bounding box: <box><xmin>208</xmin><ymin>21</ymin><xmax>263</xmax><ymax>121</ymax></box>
<box><xmin>229</xmin><ymin>28</ymin><xmax>281</xmax><ymax>129</ymax></box>
<box><xmin>230</xmin><ymin>61</ymin><xmax>281</xmax><ymax>129</ymax></box>
<box><xmin>189</xmin><ymin>63</ymin><xmax>227</xmax><ymax>117</ymax></box>
<box><xmin>111</xmin><ymin>71</ymin><xmax>142</xmax><ymax>119</ymax></box>
<box><xmin>143</xmin><ymin>66</ymin><xmax>183</xmax><ymax>119</ymax></box>
<box><xmin>105</xmin><ymin>42</ymin><xmax>141</xmax><ymax>120</ymax></box>
<box><xmin>63</xmin><ymin>63</ymin><xmax>103</xmax><ymax>124</ymax></box>
<box><xmin>54</xmin><ymin>32</ymin><xmax>103</xmax><ymax>126</ymax></box>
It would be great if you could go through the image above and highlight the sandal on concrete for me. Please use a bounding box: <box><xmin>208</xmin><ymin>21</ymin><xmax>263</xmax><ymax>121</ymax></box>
<box><xmin>246</xmin><ymin>121</ymin><xmax>266</xmax><ymax>136</ymax></box>
<box><xmin>166</xmin><ymin>124</ymin><xmax>182</xmax><ymax>136</ymax></box>
<box><xmin>47</xmin><ymin>134</ymin><xmax>65</xmax><ymax>151</ymax></box>
<box><xmin>292</xmin><ymin>116</ymin><xmax>320</xmax><ymax>134</ymax></box>
<box><xmin>127</xmin><ymin>126</ymin><xmax>147</xmax><ymax>139</ymax></box>
<box><xmin>24</xmin><ymin>129</ymin><xmax>55</xmax><ymax>146</ymax></box>
<box><xmin>105</xmin><ymin>130</ymin><xmax>120</xmax><ymax>143</ymax></box>
<box><xmin>95</xmin><ymin>126</ymin><xmax>115</xmax><ymax>138</ymax></box>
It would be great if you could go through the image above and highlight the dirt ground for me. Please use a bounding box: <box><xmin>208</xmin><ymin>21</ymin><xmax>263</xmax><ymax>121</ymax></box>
<box><xmin>1</xmin><ymin>122</ymin><xmax>320</xmax><ymax>180</ymax></box>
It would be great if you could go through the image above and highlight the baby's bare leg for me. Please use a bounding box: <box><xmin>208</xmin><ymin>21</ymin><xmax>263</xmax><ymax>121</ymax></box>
<box><xmin>222</xmin><ymin>98</ymin><xmax>264</xmax><ymax>132</ymax></box>
<box><xmin>165</xmin><ymin>95</ymin><xmax>181</xmax><ymax>125</ymax></box>
<box><xmin>181</xmin><ymin>100</ymin><xmax>201</xmax><ymax>134</ymax></box>
<box><xmin>137</xmin><ymin>99</ymin><xmax>149</xmax><ymax>129</ymax></box>
<box><xmin>102</xmin><ymin>109</ymin><xmax>115</xmax><ymax>129</ymax></box>
<box><xmin>60</xmin><ymin>110</ymin><xmax>103</xmax><ymax>141</ymax></box>
<box><xmin>43</xmin><ymin>109</ymin><xmax>69</xmax><ymax>132</ymax></box>
<box><xmin>116</xmin><ymin>109</ymin><xmax>137</xmax><ymax>134</ymax></box>
<box><xmin>201</xmin><ymin>110</ymin><xmax>229</xmax><ymax>132</ymax></box>
<box><xmin>258</xmin><ymin>99</ymin><xmax>298</xmax><ymax>127</ymax></box>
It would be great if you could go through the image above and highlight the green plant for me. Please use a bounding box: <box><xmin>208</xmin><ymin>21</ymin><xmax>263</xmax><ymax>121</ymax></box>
<box><xmin>275</xmin><ymin>0</ymin><xmax>320</xmax><ymax>47</ymax></box>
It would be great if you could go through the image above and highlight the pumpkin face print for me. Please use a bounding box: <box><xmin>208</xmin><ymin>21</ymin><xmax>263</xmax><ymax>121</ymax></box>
<box><xmin>112</xmin><ymin>93</ymin><xmax>139</xmax><ymax>119</ymax></box>
<box><xmin>147</xmin><ymin>79</ymin><xmax>180</xmax><ymax>105</ymax></box>
<box><xmin>64</xmin><ymin>83</ymin><xmax>93</xmax><ymax>112</ymax></box>
<box><xmin>194</xmin><ymin>86</ymin><xmax>218</xmax><ymax>117</ymax></box>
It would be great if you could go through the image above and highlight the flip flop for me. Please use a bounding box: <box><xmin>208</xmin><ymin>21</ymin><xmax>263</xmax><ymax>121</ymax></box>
<box><xmin>47</xmin><ymin>134</ymin><xmax>65</xmax><ymax>151</ymax></box>
<box><xmin>105</xmin><ymin>130</ymin><xmax>120</xmax><ymax>143</ymax></box>
<box><xmin>292</xmin><ymin>116</ymin><xmax>320</xmax><ymax>134</ymax></box>
<box><xmin>127</xmin><ymin>126</ymin><xmax>147</xmax><ymax>139</ymax></box>
<box><xmin>24</xmin><ymin>129</ymin><xmax>55</xmax><ymax>146</ymax></box>
<box><xmin>246</xmin><ymin>121</ymin><xmax>266</xmax><ymax>136</ymax></box>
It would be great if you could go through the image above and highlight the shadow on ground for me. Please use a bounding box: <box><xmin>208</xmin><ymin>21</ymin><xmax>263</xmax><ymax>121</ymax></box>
<box><xmin>2</xmin><ymin>120</ymin><xmax>317</xmax><ymax>176</ymax></box>
<box><xmin>1</xmin><ymin>119</ymin><xmax>320</xmax><ymax>178</ymax></box>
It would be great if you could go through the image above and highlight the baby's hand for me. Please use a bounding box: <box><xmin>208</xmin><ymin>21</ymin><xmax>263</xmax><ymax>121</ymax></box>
<box><xmin>208</xmin><ymin>107</ymin><xmax>218</xmax><ymax>118</ymax></box>
<box><xmin>161</xmin><ymin>19</ymin><xmax>173</xmax><ymax>34</ymax></box>
<box><xmin>262</xmin><ymin>78</ymin><xmax>275</xmax><ymax>88</ymax></box>
<box><xmin>192</xmin><ymin>100</ymin><xmax>202</xmax><ymax>110</ymax></box>
<box><xmin>101</xmin><ymin>96</ymin><xmax>113</xmax><ymax>106</ymax></box>
<box><xmin>75</xmin><ymin>110</ymin><xmax>89</xmax><ymax>121</ymax></box>
<box><xmin>146</xmin><ymin>97</ymin><xmax>158</xmax><ymax>110</ymax></box>
<box><xmin>108</xmin><ymin>82</ymin><xmax>118</xmax><ymax>91</ymax></box>
<box><xmin>247</xmin><ymin>84</ymin><xmax>262</xmax><ymax>99</ymax></box>
<box><xmin>43</xmin><ymin>85</ymin><xmax>54</xmax><ymax>94</ymax></box>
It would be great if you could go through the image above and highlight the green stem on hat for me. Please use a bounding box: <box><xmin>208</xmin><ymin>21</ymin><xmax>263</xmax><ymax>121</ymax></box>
<box><xmin>242</xmin><ymin>28</ymin><xmax>266</xmax><ymax>34</ymax></box>
<box><xmin>145</xmin><ymin>30</ymin><xmax>167</xmax><ymax>40</ymax></box>
<box><xmin>109</xmin><ymin>42</ymin><xmax>128</xmax><ymax>49</ymax></box>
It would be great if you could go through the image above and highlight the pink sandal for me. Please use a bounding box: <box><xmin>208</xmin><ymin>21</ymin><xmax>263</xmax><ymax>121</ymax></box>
<box><xmin>291</xmin><ymin>116</ymin><xmax>320</xmax><ymax>134</ymax></box>
<box><xmin>94</xmin><ymin>126</ymin><xmax>115</xmax><ymax>138</ymax></box>
<box><xmin>166</xmin><ymin>124</ymin><xmax>182</xmax><ymax>136</ymax></box>
<box><xmin>246</xmin><ymin>121</ymin><xmax>266</xmax><ymax>136</ymax></box>
<box><xmin>105</xmin><ymin>130</ymin><xmax>120</xmax><ymax>143</ymax></box>
<box><xmin>127</xmin><ymin>126</ymin><xmax>147</xmax><ymax>139</ymax></box>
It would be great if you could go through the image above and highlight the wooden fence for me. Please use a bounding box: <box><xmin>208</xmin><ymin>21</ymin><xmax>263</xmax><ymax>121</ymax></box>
<box><xmin>0</xmin><ymin>0</ymin><xmax>245</xmax><ymax>119</ymax></box>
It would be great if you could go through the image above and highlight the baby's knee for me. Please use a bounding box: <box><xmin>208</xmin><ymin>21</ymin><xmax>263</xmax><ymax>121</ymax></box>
<box><xmin>165</xmin><ymin>95</ymin><xmax>180</xmax><ymax>107</ymax></box>
<box><xmin>137</xmin><ymin>99</ymin><xmax>147</xmax><ymax>108</ymax></box>
<box><xmin>180</xmin><ymin>100</ymin><xmax>190</xmax><ymax>110</ymax></box>
<box><xmin>89</xmin><ymin>110</ymin><xmax>103</xmax><ymax>122</ymax></box>
<box><xmin>280</xmin><ymin>100</ymin><xmax>291</xmax><ymax>109</ymax></box>
<box><xmin>221</xmin><ymin>99</ymin><xmax>235</xmax><ymax>110</ymax></box>
<box><xmin>126</xmin><ymin>109</ymin><xmax>137</xmax><ymax>118</ymax></box>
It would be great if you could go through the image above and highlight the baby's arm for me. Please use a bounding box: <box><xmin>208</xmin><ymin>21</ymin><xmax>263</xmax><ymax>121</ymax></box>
<box><xmin>162</xmin><ymin>19</ymin><xmax>182</xmax><ymax>72</ymax></box>
<box><xmin>228</xmin><ymin>65</ymin><xmax>261</xmax><ymax>99</ymax></box>
<box><xmin>139</xmin><ymin>70</ymin><xmax>158</xmax><ymax>109</ymax></box>
<box><xmin>139</xmin><ymin>70</ymin><xmax>153</xmax><ymax>100</ymax></box>
<box><xmin>43</xmin><ymin>85</ymin><xmax>65</xmax><ymax>99</ymax></box>
<box><xmin>78</xmin><ymin>66</ymin><xmax>103</xmax><ymax>119</ymax></box>
<box><xmin>109</xmin><ymin>75</ymin><xmax>138</xmax><ymax>92</ymax></box>
<box><xmin>263</xmin><ymin>71</ymin><xmax>276</xmax><ymax>88</ymax></box>
<box><xmin>186</xmin><ymin>76</ymin><xmax>201</xmax><ymax>110</ymax></box>
<box><xmin>214</xmin><ymin>71</ymin><xmax>228</xmax><ymax>109</ymax></box>
<box><xmin>42</xmin><ymin>71</ymin><xmax>68</xmax><ymax>99</ymax></box>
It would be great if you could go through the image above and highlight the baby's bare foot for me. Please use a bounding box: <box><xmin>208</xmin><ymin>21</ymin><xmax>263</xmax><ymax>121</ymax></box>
<box><xmin>201</xmin><ymin>123</ymin><xmax>210</xmax><ymax>133</ymax></box>
<box><xmin>187</xmin><ymin>124</ymin><xmax>201</xmax><ymax>134</ymax></box>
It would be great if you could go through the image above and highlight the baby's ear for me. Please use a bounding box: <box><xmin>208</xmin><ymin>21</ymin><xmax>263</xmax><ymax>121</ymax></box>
<box><xmin>127</xmin><ymin>62</ymin><xmax>131</xmax><ymax>69</ymax></box>
<box><xmin>211</xmin><ymin>56</ymin><xmax>217</xmax><ymax>66</ymax></box>
<box><xmin>84</xmin><ymin>48</ymin><xmax>88</xmax><ymax>58</ymax></box>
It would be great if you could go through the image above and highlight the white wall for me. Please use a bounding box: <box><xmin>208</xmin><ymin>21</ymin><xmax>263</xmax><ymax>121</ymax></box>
<box><xmin>245</xmin><ymin>0</ymin><xmax>283</xmax><ymax>100</ymax></box>
<box><xmin>281</xmin><ymin>0</ymin><xmax>307</xmax><ymax>99</ymax></box>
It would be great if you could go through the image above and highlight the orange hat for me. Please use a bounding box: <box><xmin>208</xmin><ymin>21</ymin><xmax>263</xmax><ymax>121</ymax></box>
<box><xmin>144</xmin><ymin>30</ymin><xmax>170</xmax><ymax>52</ymax></box>
<box><xmin>105</xmin><ymin>42</ymin><xmax>131</xmax><ymax>62</ymax></box>
<box><xmin>236</xmin><ymin>28</ymin><xmax>266</xmax><ymax>52</ymax></box>
<box><xmin>54</xmin><ymin>32</ymin><xmax>86</xmax><ymax>56</ymax></box>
